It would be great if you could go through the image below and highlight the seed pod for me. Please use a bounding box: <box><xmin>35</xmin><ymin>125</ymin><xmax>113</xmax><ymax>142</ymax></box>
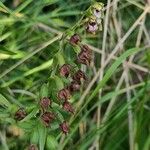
<box><xmin>77</xmin><ymin>45</ymin><xmax>92</xmax><ymax>66</ymax></box>
<box><xmin>28</xmin><ymin>144</ymin><xmax>38</xmax><ymax>150</ymax></box>
<box><xmin>58</xmin><ymin>88</ymin><xmax>71</xmax><ymax>101</ymax></box>
<box><xmin>72</xmin><ymin>70</ymin><xmax>86</xmax><ymax>84</ymax></box>
<box><xmin>41</xmin><ymin>112</ymin><xmax>55</xmax><ymax>127</ymax></box>
<box><xmin>14</xmin><ymin>108</ymin><xmax>27</xmax><ymax>121</ymax></box>
<box><xmin>59</xmin><ymin>121</ymin><xmax>69</xmax><ymax>134</ymax></box>
<box><xmin>68</xmin><ymin>81</ymin><xmax>80</xmax><ymax>92</ymax></box>
<box><xmin>69</xmin><ymin>34</ymin><xmax>81</xmax><ymax>45</ymax></box>
<box><xmin>59</xmin><ymin>64</ymin><xmax>71</xmax><ymax>78</ymax></box>
<box><xmin>40</xmin><ymin>97</ymin><xmax>51</xmax><ymax>110</ymax></box>
<box><xmin>63</xmin><ymin>101</ymin><xmax>74</xmax><ymax>114</ymax></box>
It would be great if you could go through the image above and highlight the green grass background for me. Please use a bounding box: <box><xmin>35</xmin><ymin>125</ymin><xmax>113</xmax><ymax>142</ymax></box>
<box><xmin>0</xmin><ymin>0</ymin><xmax>150</xmax><ymax>150</ymax></box>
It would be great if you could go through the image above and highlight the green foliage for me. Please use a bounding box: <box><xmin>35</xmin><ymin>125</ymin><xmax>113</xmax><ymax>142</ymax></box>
<box><xmin>0</xmin><ymin>0</ymin><xmax>150</xmax><ymax>150</ymax></box>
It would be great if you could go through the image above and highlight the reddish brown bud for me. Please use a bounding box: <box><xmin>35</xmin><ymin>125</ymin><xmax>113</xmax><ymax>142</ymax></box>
<box><xmin>77</xmin><ymin>45</ymin><xmax>92</xmax><ymax>65</ymax></box>
<box><xmin>58</xmin><ymin>88</ymin><xmax>71</xmax><ymax>101</ymax></box>
<box><xmin>28</xmin><ymin>144</ymin><xmax>38</xmax><ymax>150</ymax></box>
<box><xmin>82</xmin><ymin>45</ymin><xmax>92</xmax><ymax>53</ymax></box>
<box><xmin>14</xmin><ymin>108</ymin><xmax>27</xmax><ymax>121</ymax></box>
<box><xmin>72</xmin><ymin>70</ymin><xmax>86</xmax><ymax>84</ymax></box>
<box><xmin>68</xmin><ymin>81</ymin><xmax>80</xmax><ymax>92</ymax></box>
<box><xmin>41</xmin><ymin>112</ymin><xmax>55</xmax><ymax>127</ymax></box>
<box><xmin>40</xmin><ymin>97</ymin><xmax>51</xmax><ymax>110</ymax></box>
<box><xmin>69</xmin><ymin>34</ymin><xmax>81</xmax><ymax>45</ymax></box>
<box><xmin>59</xmin><ymin>64</ymin><xmax>71</xmax><ymax>78</ymax></box>
<box><xmin>63</xmin><ymin>101</ymin><xmax>74</xmax><ymax>114</ymax></box>
<box><xmin>60</xmin><ymin>121</ymin><xmax>69</xmax><ymax>134</ymax></box>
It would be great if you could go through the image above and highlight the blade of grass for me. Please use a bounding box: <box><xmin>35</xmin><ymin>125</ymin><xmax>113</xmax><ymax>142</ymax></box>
<box><xmin>1</xmin><ymin>59</ymin><xmax>53</xmax><ymax>87</ymax></box>
<box><xmin>0</xmin><ymin>34</ymin><xmax>62</xmax><ymax>79</ymax></box>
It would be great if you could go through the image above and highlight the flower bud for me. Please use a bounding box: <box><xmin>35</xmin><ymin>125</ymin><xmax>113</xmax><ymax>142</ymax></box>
<box><xmin>69</xmin><ymin>34</ymin><xmax>81</xmax><ymax>45</ymax></box>
<box><xmin>59</xmin><ymin>64</ymin><xmax>71</xmax><ymax>78</ymax></box>
<box><xmin>41</xmin><ymin>112</ymin><xmax>55</xmax><ymax>127</ymax></box>
<box><xmin>63</xmin><ymin>102</ymin><xmax>74</xmax><ymax>114</ymax></box>
<box><xmin>28</xmin><ymin>144</ymin><xmax>38</xmax><ymax>150</ymax></box>
<box><xmin>77</xmin><ymin>45</ymin><xmax>92</xmax><ymax>65</ymax></box>
<box><xmin>68</xmin><ymin>81</ymin><xmax>80</xmax><ymax>92</ymax></box>
<box><xmin>72</xmin><ymin>70</ymin><xmax>86</xmax><ymax>84</ymax></box>
<box><xmin>14</xmin><ymin>108</ymin><xmax>27</xmax><ymax>121</ymax></box>
<box><xmin>40</xmin><ymin>97</ymin><xmax>51</xmax><ymax>110</ymax></box>
<box><xmin>60</xmin><ymin>121</ymin><xmax>69</xmax><ymax>134</ymax></box>
<box><xmin>58</xmin><ymin>88</ymin><xmax>71</xmax><ymax>101</ymax></box>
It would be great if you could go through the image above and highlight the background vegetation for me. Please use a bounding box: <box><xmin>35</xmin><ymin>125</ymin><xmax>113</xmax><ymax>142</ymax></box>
<box><xmin>0</xmin><ymin>0</ymin><xmax>150</xmax><ymax>150</ymax></box>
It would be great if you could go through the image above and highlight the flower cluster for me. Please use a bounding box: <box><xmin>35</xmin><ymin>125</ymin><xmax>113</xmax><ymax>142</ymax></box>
<box><xmin>58</xmin><ymin>65</ymin><xmax>87</xmax><ymax>114</ymax></box>
<box><xmin>14</xmin><ymin>97</ymin><xmax>69</xmax><ymax>135</ymax></box>
<box><xmin>77</xmin><ymin>45</ymin><xmax>92</xmax><ymax>66</ymax></box>
<box><xmin>39</xmin><ymin>97</ymin><xmax>70</xmax><ymax>134</ymax></box>
<box><xmin>85</xmin><ymin>2</ymin><xmax>104</xmax><ymax>34</ymax></box>
<box><xmin>13</xmin><ymin>2</ymin><xmax>104</xmax><ymax>149</ymax></box>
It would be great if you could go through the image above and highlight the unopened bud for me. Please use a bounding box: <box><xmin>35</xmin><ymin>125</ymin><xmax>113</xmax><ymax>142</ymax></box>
<box><xmin>58</xmin><ymin>88</ymin><xmax>71</xmax><ymax>101</ymax></box>
<box><xmin>63</xmin><ymin>102</ymin><xmax>74</xmax><ymax>114</ymax></box>
<box><xmin>70</xmin><ymin>34</ymin><xmax>81</xmax><ymax>45</ymax></box>
<box><xmin>59</xmin><ymin>64</ymin><xmax>71</xmax><ymax>78</ymax></box>
<box><xmin>41</xmin><ymin>112</ymin><xmax>55</xmax><ymax>127</ymax></box>
<box><xmin>60</xmin><ymin>121</ymin><xmax>69</xmax><ymax>134</ymax></box>
<box><xmin>40</xmin><ymin>97</ymin><xmax>51</xmax><ymax>110</ymax></box>
<box><xmin>14</xmin><ymin>108</ymin><xmax>27</xmax><ymax>121</ymax></box>
<box><xmin>72</xmin><ymin>70</ymin><xmax>86</xmax><ymax>84</ymax></box>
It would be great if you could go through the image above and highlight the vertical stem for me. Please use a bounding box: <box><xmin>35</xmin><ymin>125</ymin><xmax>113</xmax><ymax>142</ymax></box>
<box><xmin>124</xmin><ymin>64</ymin><xmax>134</xmax><ymax>150</ymax></box>
<box><xmin>96</xmin><ymin>0</ymin><xmax>111</xmax><ymax>149</ymax></box>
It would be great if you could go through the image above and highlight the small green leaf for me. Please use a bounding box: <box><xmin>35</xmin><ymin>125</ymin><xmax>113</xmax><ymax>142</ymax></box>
<box><xmin>54</xmin><ymin>109</ymin><xmax>64</xmax><ymax>122</ymax></box>
<box><xmin>40</xmin><ymin>83</ymin><xmax>49</xmax><ymax>98</ymax></box>
<box><xmin>38</xmin><ymin>123</ymin><xmax>47</xmax><ymax>150</ymax></box>
<box><xmin>30</xmin><ymin>127</ymin><xmax>39</xmax><ymax>145</ymax></box>
<box><xmin>54</xmin><ymin>75</ymin><xmax>64</xmax><ymax>90</ymax></box>
<box><xmin>56</xmin><ymin>51</ymin><xmax>65</xmax><ymax>65</ymax></box>
<box><xmin>73</xmin><ymin>45</ymin><xmax>81</xmax><ymax>54</ymax></box>
<box><xmin>18</xmin><ymin>121</ymin><xmax>36</xmax><ymax>131</ymax></box>
<box><xmin>46</xmin><ymin>135</ymin><xmax>58</xmax><ymax>150</ymax></box>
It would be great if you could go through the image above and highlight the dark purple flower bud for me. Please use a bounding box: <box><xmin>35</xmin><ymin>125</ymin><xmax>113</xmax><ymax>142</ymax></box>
<box><xmin>72</xmin><ymin>70</ymin><xmax>86</xmax><ymax>84</ymax></box>
<box><xmin>77</xmin><ymin>45</ymin><xmax>92</xmax><ymax>66</ymax></box>
<box><xmin>41</xmin><ymin>112</ymin><xmax>55</xmax><ymax>127</ymax></box>
<box><xmin>86</xmin><ymin>22</ymin><xmax>98</xmax><ymax>33</ymax></box>
<box><xmin>60</xmin><ymin>121</ymin><xmax>69</xmax><ymax>134</ymax></box>
<box><xmin>58</xmin><ymin>88</ymin><xmax>71</xmax><ymax>101</ymax></box>
<box><xmin>63</xmin><ymin>101</ymin><xmax>74</xmax><ymax>114</ymax></box>
<box><xmin>68</xmin><ymin>81</ymin><xmax>80</xmax><ymax>92</ymax></box>
<box><xmin>40</xmin><ymin>97</ymin><xmax>51</xmax><ymax>110</ymax></box>
<box><xmin>69</xmin><ymin>34</ymin><xmax>81</xmax><ymax>45</ymax></box>
<box><xmin>59</xmin><ymin>64</ymin><xmax>71</xmax><ymax>78</ymax></box>
<box><xmin>14</xmin><ymin>108</ymin><xmax>27</xmax><ymax>121</ymax></box>
<box><xmin>28</xmin><ymin>144</ymin><xmax>38</xmax><ymax>150</ymax></box>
